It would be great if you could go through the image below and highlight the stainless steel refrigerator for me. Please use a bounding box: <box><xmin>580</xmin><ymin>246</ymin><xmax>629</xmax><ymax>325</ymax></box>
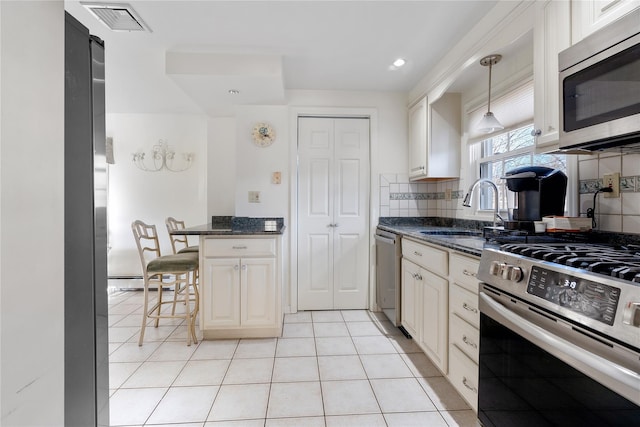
<box><xmin>65</xmin><ymin>12</ymin><xmax>109</xmax><ymax>427</ymax></box>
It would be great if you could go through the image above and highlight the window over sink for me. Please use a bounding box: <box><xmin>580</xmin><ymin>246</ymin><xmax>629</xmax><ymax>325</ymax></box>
<box><xmin>477</xmin><ymin>124</ymin><xmax>568</xmax><ymax>212</ymax></box>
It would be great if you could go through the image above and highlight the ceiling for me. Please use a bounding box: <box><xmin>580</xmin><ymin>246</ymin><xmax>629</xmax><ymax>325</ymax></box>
<box><xmin>64</xmin><ymin>1</ymin><xmax>499</xmax><ymax>115</ymax></box>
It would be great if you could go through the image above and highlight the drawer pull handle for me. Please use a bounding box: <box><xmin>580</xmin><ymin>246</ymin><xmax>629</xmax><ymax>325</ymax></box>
<box><xmin>414</xmin><ymin>251</ymin><xmax>423</xmax><ymax>257</ymax></box>
<box><xmin>462</xmin><ymin>377</ymin><xmax>477</xmax><ymax>394</ymax></box>
<box><xmin>232</xmin><ymin>246</ymin><xmax>248</xmax><ymax>250</ymax></box>
<box><xmin>462</xmin><ymin>335</ymin><xmax>478</xmax><ymax>349</ymax></box>
<box><xmin>462</xmin><ymin>269</ymin><xmax>477</xmax><ymax>277</ymax></box>
<box><xmin>463</xmin><ymin>303</ymin><xmax>478</xmax><ymax>313</ymax></box>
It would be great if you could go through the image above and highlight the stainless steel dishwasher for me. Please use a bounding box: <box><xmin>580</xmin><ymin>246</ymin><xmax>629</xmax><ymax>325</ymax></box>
<box><xmin>374</xmin><ymin>227</ymin><xmax>404</xmax><ymax>330</ymax></box>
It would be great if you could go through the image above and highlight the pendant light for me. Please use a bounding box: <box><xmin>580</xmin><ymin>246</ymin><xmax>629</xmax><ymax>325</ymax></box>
<box><xmin>476</xmin><ymin>54</ymin><xmax>504</xmax><ymax>134</ymax></box>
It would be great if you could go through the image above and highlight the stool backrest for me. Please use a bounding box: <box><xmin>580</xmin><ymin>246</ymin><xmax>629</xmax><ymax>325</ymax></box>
<box><xmin>165</xmin><ymin>217</ymin><xmax>190</xmax><ymax>254</ymax></box>
<box><xmin>131</xmin><ymin>220</ymin><xmax>162</xmax><ymax>272</ymax></box>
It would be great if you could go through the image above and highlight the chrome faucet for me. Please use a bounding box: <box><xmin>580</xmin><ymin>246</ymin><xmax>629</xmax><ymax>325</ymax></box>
<box><xmin>462</xmin><ymin>178</ymin><xmax>503</xmax><ymax>228</ymax></box>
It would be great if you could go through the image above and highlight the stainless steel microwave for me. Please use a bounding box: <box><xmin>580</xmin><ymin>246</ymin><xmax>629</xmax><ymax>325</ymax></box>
<box><xmin>559</xmin><ymin>8</ymin><xmax>640</xmax><ymax>152</ymax></box>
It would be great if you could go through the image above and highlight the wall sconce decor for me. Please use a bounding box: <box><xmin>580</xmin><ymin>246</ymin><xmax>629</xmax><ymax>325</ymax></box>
<box><xmin>476</xmin><ymin>54</ymin><xmax>504</xmax><ymax>134</ymax></box>
<box><xmin>132</xmin><ymin>139</ymin><xmax>194</xmax><ymax>172</ymax></box>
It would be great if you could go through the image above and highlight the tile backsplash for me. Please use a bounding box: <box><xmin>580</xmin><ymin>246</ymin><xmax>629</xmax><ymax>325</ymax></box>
<box><xmin>578</xmin><ymin>153</ymin><xmax>640</xmax><ymax>234</ymax></box>
<box><xmin>379</xmin><ymin>174</ymin><xmax>463</xmax><ymax>218</ymax></box>
<box><xmin>381</xmin><ymin>152</ymin><xmax>640</xmax><ymax>236</ymax></box>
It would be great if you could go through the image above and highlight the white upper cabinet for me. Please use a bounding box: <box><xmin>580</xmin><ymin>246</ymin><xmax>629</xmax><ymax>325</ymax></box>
<box><xmin>572</xmin><ymin>0</ymin><xmax>640</xmax><ymax>44</ymax></box>
<box><xmin>533</xmin><ymin>0</ymin><xmax>571</xmax><ymax>150</ymax></box>
<box><xmin>408</xmin><ymin>93</ymin><xmax>461</xmax><ymax>181</ymax></box>
<box><xmin>409</xmin><ymin>97</ymin><xmax>428</xmax><ymax>179</ymax></box>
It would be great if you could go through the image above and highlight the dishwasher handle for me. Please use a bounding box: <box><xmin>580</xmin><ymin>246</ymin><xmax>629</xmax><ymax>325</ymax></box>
<box><xmin>374</xmin><ymin>234</ymin><xmax>396</xmax><ymax>245</ymax></box>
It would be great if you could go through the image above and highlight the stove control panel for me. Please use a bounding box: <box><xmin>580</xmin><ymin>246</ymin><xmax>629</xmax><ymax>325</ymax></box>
<box><xmin>527</xmin><ymin>266</ymin><xmax>620</xmax><ymax>326</ymax></box>
<box><xmin>489</xmin><ymin>261</ymin><xmax>523</xmax><ymax>282</ymax></box>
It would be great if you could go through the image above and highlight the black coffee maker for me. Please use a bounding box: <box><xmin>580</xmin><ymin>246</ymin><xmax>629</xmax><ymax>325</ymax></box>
<box><xmin>503</xmin><ymin>166</ymin><xmax>567</xmax><ymax>231</ymax></box>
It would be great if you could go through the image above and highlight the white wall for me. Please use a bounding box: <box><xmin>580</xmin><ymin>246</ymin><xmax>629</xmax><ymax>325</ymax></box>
<box><xmin>207</xmin><ymin>117</ymin><xmax>236</xmax><ymax>216</ymax></box>
<box><xmin>234</xmin><ymin>106</ymin><xmax>290</xmax><ymax>218</ymax></box>
<box><xmin>0</xmin><ymin>1</ymin><xmax>65</xmax><ymax>424</ymax></box>
<box><xmin>107</xmin><ymin>113</ymin><xmax>208</xmax><ymax>276</ymax></box>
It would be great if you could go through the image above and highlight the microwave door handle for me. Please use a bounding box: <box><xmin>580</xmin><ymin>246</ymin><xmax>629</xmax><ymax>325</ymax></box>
<box><xmin>479</xmin><ymin>292</ymin><xmax>640</xmax><ymax>405</ymax></box>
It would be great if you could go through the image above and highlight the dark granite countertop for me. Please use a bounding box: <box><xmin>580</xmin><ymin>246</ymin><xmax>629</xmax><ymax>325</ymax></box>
<box><xmin>377</xmin><ymin>217</ymin><xmax>498</xmax><ymax>257</ymax></box>
<box><xmin>377</xmin><ymin>217</ymin><xmax>640</xmax><ymax>257</ymax></box>
<box><xmin>177</xmin><ymin>216</ymin><xmax>286</xmax><ymax>236</ymax></box>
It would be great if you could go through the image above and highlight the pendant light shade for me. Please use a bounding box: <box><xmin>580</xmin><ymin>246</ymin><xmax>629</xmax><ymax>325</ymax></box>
<box><xmin>476</xmin><ymin>54</ymin><xmax>504</xmax><ymax>134</ymax></box>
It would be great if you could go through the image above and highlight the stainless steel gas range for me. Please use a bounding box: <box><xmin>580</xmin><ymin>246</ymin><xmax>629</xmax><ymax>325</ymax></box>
<box><xmin>476</xmin><ymin>242</ymin><xmax>640</xmax><ymax>426</ymax></box>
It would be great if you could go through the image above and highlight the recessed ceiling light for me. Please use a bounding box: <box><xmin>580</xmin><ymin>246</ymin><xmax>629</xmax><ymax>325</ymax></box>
<box><xmin>228</xmin><ymin>89</ymin><xmax>240</xmax><ymax>95</ymax></box>
<box><xmin>393</xmin><ymin>58</ymin><xmax>406</xmax><ymax>67</ymax></box>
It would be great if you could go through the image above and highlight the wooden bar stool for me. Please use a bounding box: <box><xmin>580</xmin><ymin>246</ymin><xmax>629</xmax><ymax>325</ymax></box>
<box><xmin>132</xmin><ymin>220</ymin><xmax>199</xmax><ymax>346</ymax></box>
<box><xmin>165</xmin><ymin>217</ymin><xmax>199</xmax><ymax>254</ymax></box>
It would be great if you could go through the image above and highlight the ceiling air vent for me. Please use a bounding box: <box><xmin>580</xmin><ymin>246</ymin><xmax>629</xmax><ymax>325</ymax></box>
<box><xmin>81</xmin><ymin>2</ymin><xmax>151</xmax><ymax>32</ymax></box>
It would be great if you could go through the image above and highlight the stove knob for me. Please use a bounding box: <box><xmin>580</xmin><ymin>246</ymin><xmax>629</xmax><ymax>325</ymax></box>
<box><xmin>509</xmin><ymin>266</ymin><xmax>523</xmax><ymax>282</ymax></box>
<box><xmin>489</xmin><ymin>261</ymin><xmax>503</xmax><ymax>276</ymax></box>
<box><xmin>502</xmin><ymin>265</ymin><xmax>523</xmax><ymax>282</ymax></box>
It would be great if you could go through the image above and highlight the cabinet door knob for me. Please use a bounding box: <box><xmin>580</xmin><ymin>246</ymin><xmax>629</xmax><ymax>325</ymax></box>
<box><xmin>242</xmin><ymin>264</ymin><xmax>247</xmax><ymax>271</ymax></box>
<box><xmin>234</xmin><ymin>265</ymin><xmax>239</xmax><ymax>270</ymax></box>
<box><xmin>531</xmin><ymin>129</ymin><xmax>542</xmax><ymax>137</ymax></box>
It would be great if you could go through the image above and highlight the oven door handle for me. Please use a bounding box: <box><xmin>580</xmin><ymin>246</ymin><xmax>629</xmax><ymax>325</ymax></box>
<box><xmin>480</xmin><ymin>292</ymin><xmax>640</xmax><ymax>406</ymax></box>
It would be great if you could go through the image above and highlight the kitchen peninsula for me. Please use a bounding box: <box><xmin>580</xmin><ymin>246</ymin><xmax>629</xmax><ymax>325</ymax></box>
<box><xmin>177</xmin><ymin>217</ymin><xmax>285</xmax><ymax>339</ymax></box>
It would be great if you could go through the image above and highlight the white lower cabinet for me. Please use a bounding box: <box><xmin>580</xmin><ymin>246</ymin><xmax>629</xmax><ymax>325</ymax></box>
<box><xmin>400</xmin><ymin>239</ymin><xmax>482</xmax><ymax>408</ymax></box>
<box><xmin>401</xmin><ymin>258</ymin><xmax>421</xmax><ymax>339</ymax></box>
<box><xmin>201</xmin><ymin>236</ymin><xmax>282</xmax><ymax>338</ymax></box>
<box><xmin>401</xmin><ymin>238</ymin><xmax>449</xmax><ymax>374</ymax></box>
<box><xmin>420</xmin><ymin>269</ymin><xmax>448</xmax><ymax>372</ymax></box>
<box><xmin>448</xmin><ymin>253</ymin><xmax>480</xmax><ymax>412</ymax></box>
<box><xmin>448</xmin><ymin>344</ymin><xmax>479</xmax><ymax>412</ymax></box>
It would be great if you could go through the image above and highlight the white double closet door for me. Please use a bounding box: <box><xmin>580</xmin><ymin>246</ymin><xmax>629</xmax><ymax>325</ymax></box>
<box><xmin>297</xmin><ymin>116</ymin><xmax>370</xmax><ymax>310</ymax></box>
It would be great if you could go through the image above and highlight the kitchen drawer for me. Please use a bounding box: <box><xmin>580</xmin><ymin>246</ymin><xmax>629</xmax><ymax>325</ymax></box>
<box><xmin>450</xmin><ymin>283</ymin><xmax>479</xmax><ymax>328</ymax></box>
<box><xmin>204</xmin><ymin>238</ymin><xmax>276</xmax><ymax>258</ymax></box>
<box><xmin>450</xmin><ymin>313</ymin><xmax>479</xmax><ymax>363</ymax></box>
<box><xmin>402</xmin><ymin>238</ymin><xmax>448</xmax><ymax>277</ymax></box>
<box><xmin>449</xmin><ymin>252</ymin><xmax>480</xmax><ymax>294</ymax></box>
<box><xmin>449</xmin><ymin>344</ymin><xmax>478</xmax><ymax>412</ymax></box>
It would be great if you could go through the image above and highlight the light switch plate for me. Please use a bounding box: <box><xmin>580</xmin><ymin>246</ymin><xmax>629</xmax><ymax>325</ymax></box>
<box><xmin>272</xmin><ymin>171</ymin><xmax>281</xmax><ymax>184</ymax></box>
<box><xmin>248</xmin><ymin>191</ymin><xmax>261</xmax><ymax>203</ymax></box>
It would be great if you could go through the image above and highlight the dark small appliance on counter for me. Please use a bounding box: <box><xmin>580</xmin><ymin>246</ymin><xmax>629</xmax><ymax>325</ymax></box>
<box><xmin>503</xmin><ymin>166</ymin><xmax>567</xmax><ymax>231</ymax></box>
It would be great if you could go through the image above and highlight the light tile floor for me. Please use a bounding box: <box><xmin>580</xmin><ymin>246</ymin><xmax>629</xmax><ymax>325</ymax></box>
<box><xmin>108</xmin><ymin>286</ymin><xmax>480</xmax><ymax>427</ymax></box>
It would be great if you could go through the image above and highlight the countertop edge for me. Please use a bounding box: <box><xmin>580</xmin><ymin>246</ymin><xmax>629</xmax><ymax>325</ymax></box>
<box><xmin>377</xmin><ymin>224</ymin><xmax>497</xmax><ymax>257</ymax></box>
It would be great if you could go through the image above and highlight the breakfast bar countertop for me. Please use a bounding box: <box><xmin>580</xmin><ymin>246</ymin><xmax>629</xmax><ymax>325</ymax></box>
<box><xmin>175</xmin><ymin>216</ymin><xmax>286</xmax><ymax>236</ymax></box>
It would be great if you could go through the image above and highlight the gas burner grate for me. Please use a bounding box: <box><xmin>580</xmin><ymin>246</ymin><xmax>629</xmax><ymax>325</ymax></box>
<box><xmin>500</xmin><ymin>242</ymin><xmax>640</xmax><ymax>281</ymax></box>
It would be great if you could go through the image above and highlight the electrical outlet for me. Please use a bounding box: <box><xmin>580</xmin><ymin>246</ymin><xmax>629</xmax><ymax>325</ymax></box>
<box><xmin>248</xmin><ymin>191</ymin><xmax>261</xmax><ymax>203</ymax></box>
<box><xmin>445</xmin><ymin>188</ymin><xmax>452</xmax><ymax>201</ymax></box>
<box><xmin>603</xmin><ymin>172</ymin><xmax>620</xmax><ymax>198</ymax></box>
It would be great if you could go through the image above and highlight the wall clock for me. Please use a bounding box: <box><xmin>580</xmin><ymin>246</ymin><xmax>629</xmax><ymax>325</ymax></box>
<box><xmin>252</xmin><ymin>122</ymin><xmax>276</xmax><ymax>147</ymax></box>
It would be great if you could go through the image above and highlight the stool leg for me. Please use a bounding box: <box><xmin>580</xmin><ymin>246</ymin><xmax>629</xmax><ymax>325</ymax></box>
<box><xmin>190</xmin><ymin>271</ymin><xmax>200</xmax><ymax>344</ymax></box>
<box><xmin>155</xmin><ymin>277</ymin><xmax>164</xmax><ymax>328</ymax></box>
<box><xmin>182</xmin><ymin>272</ymin><xmax>193</xmax><ymax>346</ymax></box>
<box><xmin>138</xmin><ymin>278</ymin><xmax>150</xmax><ymax>346</ymax></box>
